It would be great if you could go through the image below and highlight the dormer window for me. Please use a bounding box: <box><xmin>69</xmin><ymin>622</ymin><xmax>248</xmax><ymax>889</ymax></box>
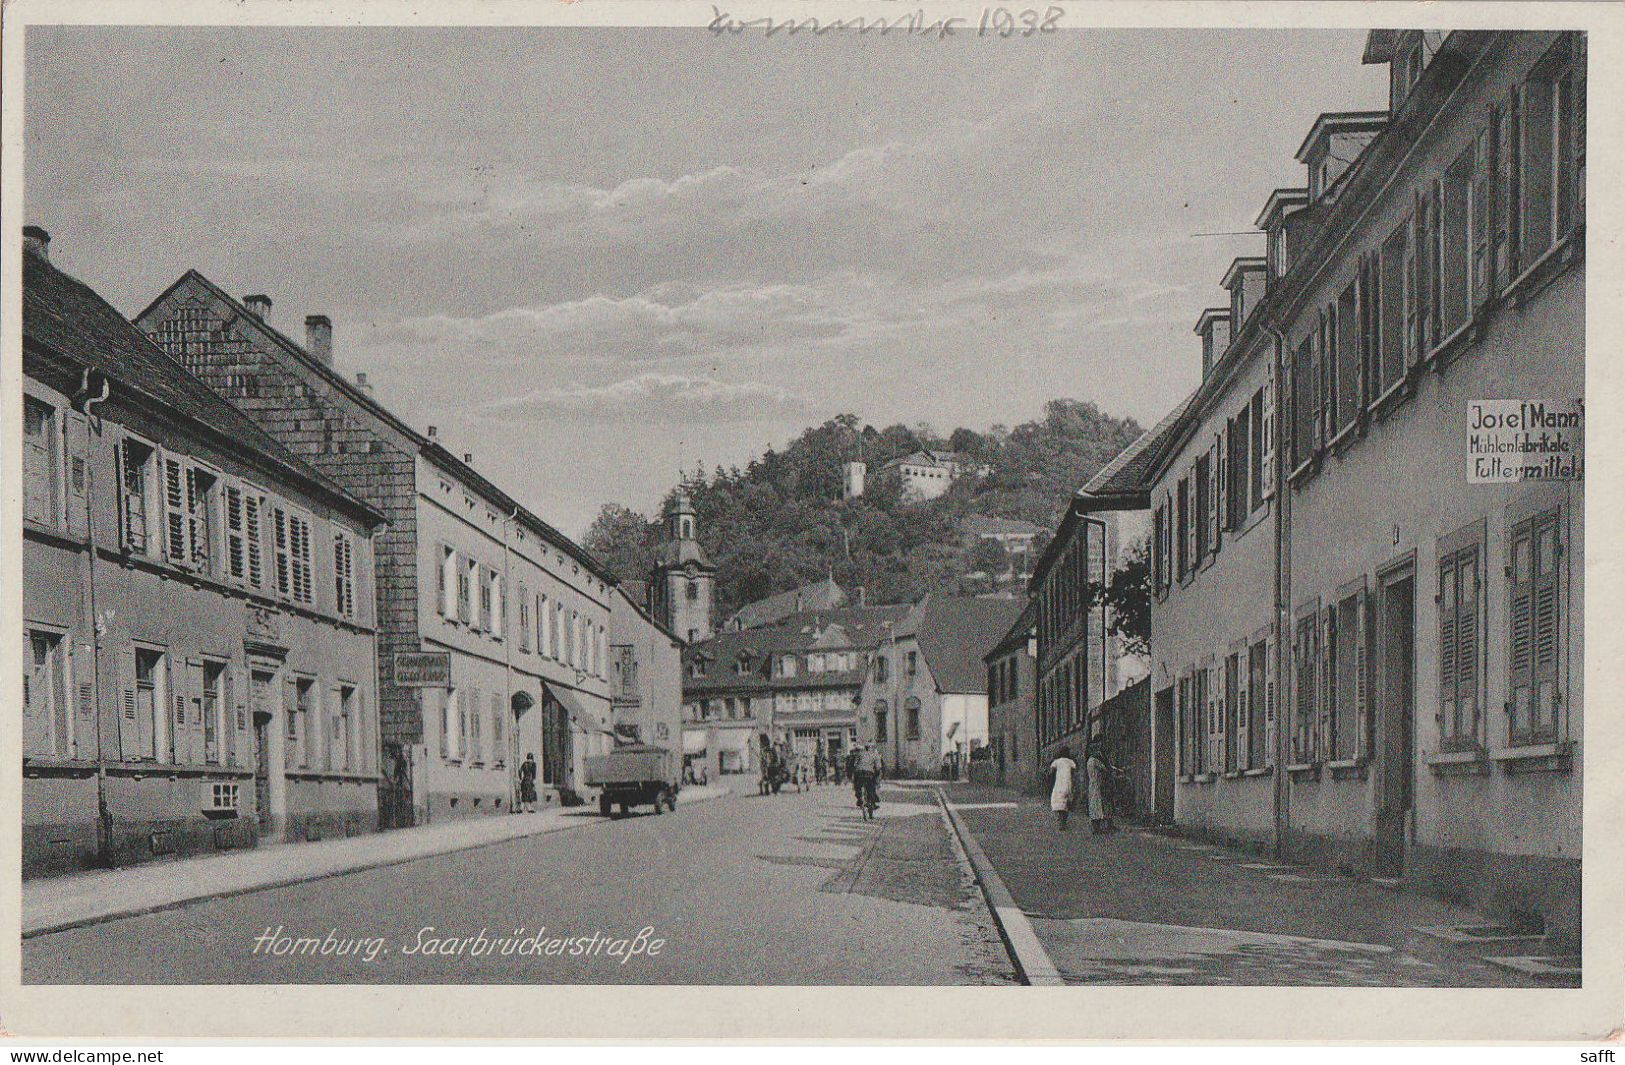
<box><xmin>1256</xmin><ymin>188</ymin><xmax>1310</xmax><ymax>281</ymax></box>
<box><xmin>1194</xmin><ymin>309</ymin><xmax>1232</xmax><ymax>379</ymax></box>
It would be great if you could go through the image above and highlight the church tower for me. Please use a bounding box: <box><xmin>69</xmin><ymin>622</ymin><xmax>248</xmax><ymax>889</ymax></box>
<box><xmin>650</xmin><ymin>487</ymin><xmax>716</xmax><ymax>644</ymax></box>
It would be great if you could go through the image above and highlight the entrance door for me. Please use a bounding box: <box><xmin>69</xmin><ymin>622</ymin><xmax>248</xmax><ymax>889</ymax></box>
<box><xmin>1375</xmin><ymin>571</ymin><xmax>1416</xmax><ymax>877</ymax></box>
<box><xmin>251</xmin><ymin>670</ymin><xmax>276</xmax><ymax>831</ymax></box>
<box><xmin>1154</xmin><ymin>686</ymin><xmax>1176</xmax><ymax>823</ymax></box>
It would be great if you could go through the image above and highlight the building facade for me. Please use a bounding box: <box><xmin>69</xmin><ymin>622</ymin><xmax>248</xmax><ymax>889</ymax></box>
<box><xmin>608</xmin><ymin>584</ymin><xmax>684</xmax><ymax>752</ymax></box>
<box><xmin>984</xmin><ymin>602</ymin><xmax>1038</xmax><ymax>792</ymax></box>
<box><xmin>136</xmin><ymin>270</ymin><xmax>617</xmax><ymax>823</ymax></box>
<box><xmin>876</xmin><ymin>450</ymin><xmax>973</xmax><ymax>502</ymax></box>
<box><xmin>1086</xmin><ymin>30</ymin><xmax>1585</xmax><ymax>945</ymax></box>
<box><xmin>856</xmin><ymin>595</ymin><xmax>1020</xmax><ymax>779</ymax></box>
<box><xmin>681</xmin><ymin>605</ymin><xmax>909</xmax><ymax>781</ymax></box>
<box><xmin>23</xmin><ymin>232</ymin><xmax>385</xmax><ymax>877</ymax></box>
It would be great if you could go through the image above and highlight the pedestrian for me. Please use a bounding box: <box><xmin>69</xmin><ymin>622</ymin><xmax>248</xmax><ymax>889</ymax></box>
<box><xmin>814</xmin><ymin>751</ymin><xmax>826</xmax><ymax>784</ymax></box>
<box><xmin>519</xmin><ymin>752</ymin><xmax>539</xmax><ymax>813</ymax></box>
<box><xmin>845</xmin><ymin>747</ymin><xmax>861</xmax><ymax>804</ymax></box>
<box><xmin>1086</xmin><ymin>747</ymin><xmax>1117</xmax><ymax>834</ymax></box>
<box><xmin>852</xmin><ymin>743</ymin><xmax>882</xmax><ymax>813</ymax></box>
<box><xmin>1048</xmin><ymin>744</ymin><xmax>1078</xmax><ymax>831</ymax></box>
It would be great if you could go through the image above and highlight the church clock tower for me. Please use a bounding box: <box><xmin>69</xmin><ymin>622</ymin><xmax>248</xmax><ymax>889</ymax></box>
<box><xmin>650</xmin><ymin>487</ymin><xmax>715</xmax><ymax>643</ymax></box>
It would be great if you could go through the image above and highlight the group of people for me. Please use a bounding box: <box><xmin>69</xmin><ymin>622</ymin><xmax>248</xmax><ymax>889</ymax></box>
<box><xmin>1046</xmin><ymin>744</ymin><xmax>1122</xmax><ymax>834</ymax></box>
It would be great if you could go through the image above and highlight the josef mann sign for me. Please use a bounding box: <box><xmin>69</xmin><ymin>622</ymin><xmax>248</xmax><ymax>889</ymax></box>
<box><xmin>394</xmin><ymin>652</ymin><xmax>452</xmax><ymax>687</ymax></box>
<box><xmin>1467</xmin><ymin>399</ymin><xmax>1584</xmax><ymax>483</ymax></box>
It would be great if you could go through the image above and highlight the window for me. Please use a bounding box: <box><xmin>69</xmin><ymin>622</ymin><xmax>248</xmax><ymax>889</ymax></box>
<box><xmin>1248</xmin><ymin>640</ymin><xmax>1268</xmax><ymax>768</ymax></box>
<box><xmin>1518</xmin><ymin>55</ymin><xmax>1570</xmax><ymax>270</ymax></box>
<box><xmin>133</xmin><ymin>648</ymin><xmax>166</xmax><ymax>761</ymax></box>
<box><xmin>118</xmin><ymin>439</ymin><xmax>155</xmax><ymax>553</ymax></box>
<box><xmin>1331</xmin><ymin>594</ymin><xmax>1362</xmax><ymax>761</ymax></box>
<box><xmin>469</xmin><ymin>689</ymin><xmax>484</xmax><ymax>764</ymax></box>
<box><xmin>1292</xmin><ymin>336</ymin><xmax>1316</xmax><ymax>467</ymax></box>
<box><xmin>552</xmin><ymin>601</ymin><xmax>564</xmax><ymax>659</ymax></box>
<box><xmin>1335</xmin><ymin>282</ymin><xmax>1360</xmax><ymax>434</ymax></box>
<box><xmin>491</xmin><ymin>574</ymin><xmax>505</xmax><ymax>640</ymax></box>
<box><xmin>1293</xmin><ymin>613</ymin><xmax>1318</xmax><ymax>763</ymax></box>
<box><xmin>202</xmin><ymin>660</ymin><xmax>227</xmax><ymax>765</ymax></box>
<box><xmin>905</xmin><ymin>650</ymin><xmax>918</xmax><ymax>679</ymax></box>
<box><xmin>185</xmin><ymin>466</ymin><xmax>218</xmax><ymax>573</ymax></box>
<box><xmin>539</xmin><ymin>593</ymin><xmax>551</xmax><ymax>656</ymax></box>
<box><xmin>1440</xmin><ymin>144</ymin><xmax>1475</xmax><ymax>339</ymax></box>
<box><xmin>874</xmin><ymin>702</ymin><xmax>889</xmax><ymax>742</ymax></box>
<box><xmin>24</xmin><ymin>630</ymin><xmax>68</xmax><ymax>758</ymax></box>
<box><xmin>905</xmin><ymin>698</ymin><xmax>921</xmax><ymax>741</ymax></box>
<box><xmin>478</xmin><ymin>567</ymin><xmax>494</xmax><ymax>632</ymax></box>
<box><xmin>491</xmin><ymin>692</ymin><xmax>505</xmax><ymax>767</ymax></box>
<box><xmin>286</xmin><ymin>677</ymin><xmax>316</xmax><ymax>769</ymax></box>
<box><xmin>23</xmin><ymin>396</ymin><xmax>60</xmax><ymax>528</ymax></box>
<box><xmin>1223</xmin><ymin>654</ymin><xmax>1239</xmax><ymax>774</ymax></box>
<box><xmin>518</xmin><ymin>585</ymin><xmax>531</xmax><ymax>652</ymax></box>
<box><xmin>335</xmin><ymin>684</ymin><xmax>357</xmax><ymax>772</ymax></box>
<box><xmin>458</xmin><ymin>558</ymin><xmax>475</xmax><ymax>624</ymax></box>
<box><xmin>685</xmin><ymin>580</ymin><xmax>699</xmax><ymax>601</ymax></box>
<box><xmin>1439</xmin><ymin>543</ymin><xmax>1482</xmax><ymax>751</ymax></box>
<box><xmin>1194</xmin><ymin>456</ymin><xmax>1211</xmax><ymax>561</ymax></box>
<box><xmin>874</xmin><ymin>655</ymin><xmax>889</xmax><ymax>684</ymax></box>
<box><xmin>779</xmin><ymin>655</ymin><xmax>798</xmax><ymax>678</ymax></box>
<box><xmin>333</xmin><ymin>531</ymin><xmax>357</xmax><ymax>618</ymax></box>
<box><xmin>1509</xmin><ymin>509</ymin><xmax>1561</xmax><ymax>745</ymax></box>
<box><xmin>1229</xmin><ymin>405</ymin><xmax>1251</xmax><ymax>529</ymax></box>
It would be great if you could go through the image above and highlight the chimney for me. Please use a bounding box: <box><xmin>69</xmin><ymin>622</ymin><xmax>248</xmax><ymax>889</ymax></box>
<box><xmin>463</xmin><ymin>452</ymin><xmax>474</xmax><ymax>465</ymax></box>
<box><xmin>244</xmin><ymin>294</ymin><xmax>272</xmax><ymax>320</ymax></box>
<box><xmin>354</xmin><ymin>371</ymin><xmax>373</xmax><ymax>397</ymax></box>
<box><xmin>23</xmin><ymin>225</ymin><xmax>50</xmax><ymax>260</ymax></box>
<box><xmin>305</xmin><ymin>314</ymin><xmax>332</xmax><ymax>365</ymax></box>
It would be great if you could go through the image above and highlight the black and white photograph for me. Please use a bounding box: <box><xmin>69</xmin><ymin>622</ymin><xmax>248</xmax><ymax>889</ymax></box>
<box><xmin>3</xmin><ymin>0</ymin><xmax>1616</xmax><ymax>1043</ymax></box>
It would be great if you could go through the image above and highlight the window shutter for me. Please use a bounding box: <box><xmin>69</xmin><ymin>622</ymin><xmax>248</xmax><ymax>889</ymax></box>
<box><xmin>116</xmin><ymin>648</ymin><xmax>139</xmax><ymax>760</ymax></box>
<box><xmin>163</xmin><ymin>456</ymin><xmax>188</xmax><ymax>563</ymax></box>
<box><xmin>1461</xmin><ymin>549</ymin><xmax>1481</xmax><ymax>744</ymax></box>
<box><xmin>1236</xmin><ymin>651</ymin><xmax>1250</xmax><ymax>771</ymax></box>
<box><xmin>1355</xmin><ymin>589</ymin><xmax>1372</xmax><ymax>761</ymax></box>
<box><xmin>283</xmin><ymin>678</ymin><xmax>299</xmax><ymax>770</ymax></box>
<box><xmin>184</xmin><ymin>658</ymin><xmax>205</xmax><ymax>765</ymax></box>
<box><xmin>225</xmin><ymin>484</ymin><xmax>246</xmax><ymax>580</ymax></box>
<box><xmin>1532</xmin><ymin>513</ymin><xmax>1561</xmax><ymax>740</ymax></box>
<box><xmin>1319</xmin><ymin>608</ymin><xmax>1335</xmax><ymax>761</ymax></box>
<box><xmin>1264</xmin><ymin>632</ymin><xmax>1277</xmax><ymax>767</ymax></box>
<box><xmin>114</xmin><ymin>439</ymin><xmax>131</xmax><ymax>552</ymax></box>
<box><xmin>1262</xmin><ymin>358</ymin><xmax>1277</xmax><ymax>497</ymax></box>
<box><xmin>1508</xmin><ymin>522</ymin><xmax>1534</xmax><ymax>742</ymax></box>
<box><xmin>1505</xmin><ymin>84</ymin><xmax>1523</xmax><ymax>282</ymax></box>
<box><xmin>1573</xmin><ymin>35</ymin><xmax>1586</xmax><ymax>220</ymax></box>
<box><xmin>1206</xmin><ymin>661</ymin><xmax>1219</xmax><ymax>772</ymax></box>
<box><xmin>1216</xmin><ymin>425</ymin><xmax>1230</xmax><ymax>537</ymax></box>
<box><xmin>245</xmin><ymin>493</ymin><xmax>264</xmax><ymax>588</ymax></box>
<box><xmin>1439</xmin><ymin>554</ymin><xmax>1458</xmax><ymax>740</ymax></box>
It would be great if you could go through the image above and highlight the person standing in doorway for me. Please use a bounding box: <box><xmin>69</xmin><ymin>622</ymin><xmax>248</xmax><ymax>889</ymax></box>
<box><xmin>1048</xmin><ymin>744</ymin><xmax>1078</xmax><ymax>831</ymax></box>
<box><xmin>519</xmin><ymin>752</ymin><xmax>539</xmax><ymax>813</ymax></box>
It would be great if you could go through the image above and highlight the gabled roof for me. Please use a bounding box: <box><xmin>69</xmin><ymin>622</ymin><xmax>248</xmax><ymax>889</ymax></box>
<box><xmin>984</xmin><ymin>596</ymin><xmax>1039</xmax><ymax>663</ymax></box>
<box><xmin>882</xmin><ymin>449</ymin><xmax>967</xmax><ymax>471</ymax></box>
<box><xmin>1294</xmin><ymin>110</ymin><xmax>1391</xmax><ymax>164</ymax></box>
<box><xmin>24</xmin><ymin>249</ymin><xmax>382</xmax><ymax>526</ymax></box>
<box><xmin>1219</xmin><ymin>256</ymin><xmax>1268</xmax><ymax>291</ymax></box>
<box><xmin>909</xmin><ymin>594</ymin><xmax>1024</xmax><ymax>695</ymax></box>
<box><xmin>1254</xmin><ymin>187</ymin><xmax>1311</xmax><ymax>231</ymax></box>
<box><xmin>136</xmin><ymin>269</ymin><xmax>612</xmax><ymax>583</ymax></box>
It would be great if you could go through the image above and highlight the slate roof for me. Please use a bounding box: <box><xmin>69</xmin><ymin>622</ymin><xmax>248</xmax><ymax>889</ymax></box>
<box><xmin>983</xmin><ymin>597</ymin><xmax>1039</xmax><ymax>663</ymax></box>
<box><xmin>1078</xmin><ymin>391</ymin><xmax>1199</xmax><ymax>505</ymax></box>
<box><xmin>726</xmin><ymin>577</ymin><xmax>847</xmax><ymax>631</ymax></box>
<box><xmin>23</xmin><ymin>248</ymin><xmax>382</xmax><ymax>525</ymax></box>
<box><xmin>907</xmin><ymin>594</ymin><xmax>1024</xmax><ymax>695</ymax></box>
<box><xmin>683</xmin><ymin>604</ymin><xmax>912</xmax><ymax>694</ymax></box>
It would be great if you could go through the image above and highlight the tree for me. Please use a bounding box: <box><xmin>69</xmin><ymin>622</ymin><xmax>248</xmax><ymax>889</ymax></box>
<box><xmin>1102</xmin><ymin>535</ymin><xmax>1151</xmax><ymax>657</ymax></box>
<box><xmin>583</xmin><ymin>503</ymin><xmax>660</xmax><ymax>584</ymax></box>
<box><xmin>970</xmin><ymin>537</ymin><xmax>1010</xmax><ymax>579</ymax></box>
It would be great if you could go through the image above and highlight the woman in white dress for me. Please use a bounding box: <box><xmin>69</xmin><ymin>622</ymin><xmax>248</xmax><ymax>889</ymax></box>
<box><xmin>1086</xmin><ymin>748</ymin><xmax>1114</xmax><ymax>834</ymax></box>
<box><xmin>1048</xmin><ymin>745</ymin><xmax>1078</xmax><ymax>831</ymax></box>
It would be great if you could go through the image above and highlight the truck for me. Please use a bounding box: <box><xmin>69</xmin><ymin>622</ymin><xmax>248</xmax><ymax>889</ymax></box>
<box><xmin>582</xmin><ymin>743</ymin><xmax>680</xmax><ymax>818</ymax></box>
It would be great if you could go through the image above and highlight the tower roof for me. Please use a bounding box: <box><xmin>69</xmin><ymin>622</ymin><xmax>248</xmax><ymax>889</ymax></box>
<box><xmin>654</xmin><ymin>538</ymin><xmax>715</xmax><ymax>570</ymax></box>
<box><xmin>667</xmin><ymin>487</ymin><xmax>696</xmax><ymax>516</ymax></box>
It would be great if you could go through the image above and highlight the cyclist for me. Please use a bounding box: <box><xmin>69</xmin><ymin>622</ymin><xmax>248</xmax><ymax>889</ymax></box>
<box><xmin>852</xmin><ymin>743</ymin><xmax>883</xmax><ymax>816</ymax></box>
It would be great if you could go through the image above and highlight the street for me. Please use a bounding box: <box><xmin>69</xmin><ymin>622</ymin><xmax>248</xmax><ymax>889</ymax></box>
<box><xmin>23</xmin><ymin>784</ymin><xmax>1016</xmax><ymax>985</ymax></box>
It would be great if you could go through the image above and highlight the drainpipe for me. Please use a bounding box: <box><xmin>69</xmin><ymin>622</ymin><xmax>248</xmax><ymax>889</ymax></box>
<box><xmin>74</xmin><ymin>369</ymin><xmax>113</xmax><ymax>867</ymax></box>
<box><xmin>503</xmin><ymin>507</ymin><xmax>518</xmax><ymax>812</ymax></box>
<box><xmin>1266</xmin><ymin>327</ymin><xmax>1291</xmax><ymax>861</ymax></box>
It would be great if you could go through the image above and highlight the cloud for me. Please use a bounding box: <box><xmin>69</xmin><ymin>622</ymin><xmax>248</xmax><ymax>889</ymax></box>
<box><xmin>482</xmin><ymin>372</ymin><xmax>814</xmax><ymax>423</ymax></box>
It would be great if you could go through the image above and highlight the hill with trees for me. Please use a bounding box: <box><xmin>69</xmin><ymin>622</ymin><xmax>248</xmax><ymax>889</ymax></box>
<box><xmin>584</xmin><ymin>399</ymin><xmax>1144</xmax><ymax>620</ymax></box>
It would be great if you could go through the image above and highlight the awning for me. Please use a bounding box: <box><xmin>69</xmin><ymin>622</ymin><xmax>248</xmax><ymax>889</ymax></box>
<box><xmin>545</xmin><ymin>682</ymin><xmax>616</xmax><ymax>737</ymax></box>
<box><xmin>683</xmin><ymin>730</ymin><xmax>708</xmax><ymax>755</ymax></box>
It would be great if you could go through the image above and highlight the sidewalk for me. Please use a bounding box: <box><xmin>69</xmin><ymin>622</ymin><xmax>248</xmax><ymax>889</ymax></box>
<box><xmin>24</xmin><ymin>783</ymin><xmax>731</xmax><ymax>938</ymax></box>
<box><xmin>938</xmin><ymin>781</ymin><xmax>1544</xmax><ymax>987</ymax></box>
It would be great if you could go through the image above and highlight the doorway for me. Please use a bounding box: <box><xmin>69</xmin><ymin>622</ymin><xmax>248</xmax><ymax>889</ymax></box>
<box><xmin>250</xmin><ymin>669</ymin><xmax>276</xmax><ymax>832</ymax></box>
<box><xmin>1154</xmin><ymin>686</ymin><xmax>1176</xmax><ymax>824</ymax></box>
<box><xmin>1375</xmin><ymin>568</ymin><xmax>1416</xmax><ymax>877</ymax></box>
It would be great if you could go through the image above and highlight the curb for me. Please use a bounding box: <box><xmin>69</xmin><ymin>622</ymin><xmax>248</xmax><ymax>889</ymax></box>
<box><xmin>24</xmin><ymin>787</ymin><xmax>732</xmax><ymax>940</ymax></box>
<box><xmin>932</xmin><ymin>787</ymin><xmax>1066</xmax><ymax>987</ymax></box>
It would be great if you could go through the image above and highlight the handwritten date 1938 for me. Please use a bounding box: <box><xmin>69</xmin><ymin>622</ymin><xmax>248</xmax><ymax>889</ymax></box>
<box><xmin>706</xmin><ymin>5</ymin><xmax>1066</xmax><ymax>38</ymax></box>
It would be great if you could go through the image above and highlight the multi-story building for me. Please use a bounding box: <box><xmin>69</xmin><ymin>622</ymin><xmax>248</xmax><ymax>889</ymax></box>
<box><xmin>22</xmin><ymin>230</ymin><xmax>385</xmax><ymax>876</ymax></box>
<box><xmin>876</xmin><ymin>450</ymin><xmax>974</xmax><ymax>502</ymax></box>
<box><xmin>983</xmin><ymin>601</ymin><xmax>1037</xmax><ymax>791</ymax></box>
<box><xmin>608</xmin><ymin>583</ymin><xmax>683</xmax><ymax>751</ymax></box>
<box><xmin>136</xmin><ymin>270</ymin><xmax>618</xmax><ymax>823</ymax></box>
<box><xmin>856</xmin><ymin>595</ymin><xmax>1021</xmax><ymax>778</ymax></box>
<box><xmin>1081</xmin><ymin>30</ymin><xmax>1585</xmax><ymax>946</ymax></box>
<box><xmin>681</xmin><ymin>604</ymin><xmax>909</xmax><ymax>781</ymax></box>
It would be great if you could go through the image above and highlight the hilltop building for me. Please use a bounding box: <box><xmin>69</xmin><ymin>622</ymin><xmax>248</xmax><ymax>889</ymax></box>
<box><xmin>877</xmin><ymin>450</ymin><xmax>977</xmax><ymax>502</ymax></box>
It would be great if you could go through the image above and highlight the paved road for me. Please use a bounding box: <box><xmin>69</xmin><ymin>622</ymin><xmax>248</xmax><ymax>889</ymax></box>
<box><xmin>24</xmin><ymin>784</ymin><xmax>1015</xmax><ymax>985</ymax></box>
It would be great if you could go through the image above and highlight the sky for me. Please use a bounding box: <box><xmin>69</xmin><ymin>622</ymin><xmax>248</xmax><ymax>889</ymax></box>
<box><xmin>25</xmin><ymin>25</ymin><xmax>1386</xmax><ymax>539</ymax></box>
